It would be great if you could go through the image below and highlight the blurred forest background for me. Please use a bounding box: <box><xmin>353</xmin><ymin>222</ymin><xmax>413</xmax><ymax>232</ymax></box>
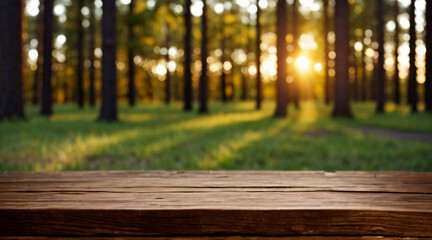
<box><xmin>0</xmin><ymin>0</ymin><xmax>431</xmax><ymax>171</ymax></box>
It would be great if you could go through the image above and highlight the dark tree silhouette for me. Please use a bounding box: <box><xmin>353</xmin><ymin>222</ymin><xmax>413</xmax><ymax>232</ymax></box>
<box><xmin>323</xmin><ymin>0</ymin><xmax>330</xmax><ymax>104</ymax></box>
<box><xmin>220</xmin><ymin>34</ymin><xmax>228</xmax><ymax>103</ymax></box>
<box><xmin>164</xmin><ymin>22</ymin><xmax>171</xmax><ymax>105</ymax></box>
<box><xmin>0</xmin><ymin>0</ymin><xmax>25</xmax><ymax>120</ymax></box>
<box><xmin>128</xmin><ymin>0</ymin><xmax>136</xmax><ymax>106</ymax></box>
<box><xmin>274</xmin><ymin>0</ymin><xmax>288</xmax><ymax>117</ymax></box>
<box><xmin>89</xmin><ymin>0</ymin><xmax>96</xmax><ymax>107</ymax></box>
<box><xmin>77</xmin><ymin>0</ymin><xmax>84</xmax><ymax>108</ymax></box>
<box><xmin>332</xmin><ymin>0</ymin><xmax>352</xmax><ymax>118</ymax></box>
<box><xmin>241</xmin><ymin>21</ymin><xmax>251</xmax><ymax>101</ymax></box>
<box><xmin>199</xmin><ymin>0</ymin><xmax>208</xmax><ymax>114</ymax></box>
<box><xmin>291</xmin><ymin>0</ymin><xmax>300</xmax><ymax>108</ymax></box>
<box><xmin>98</xmin><ymin>0</ymin><xmax>117</xmax><ymax>121</ymax></box>
<box><xmin>394</xmin><ymin>0</ymin><xmax>401</xmax><ymax>105</ymax></box>
<box><xmin>256</xmin><ymin>0</ymin><xmax>262</xmax><ymax>110</ymax></box>
<box><xmin>408</xmin><ymin>0</ymin><xmax>418</xmax><ymax>113</ymax></box>
<box><xmin>33</xmin><ymin>5</ymin><xmax>44</xmax><ymax>105</ymax></box>
<box><xmin>41</xmin><ymin>0</ymin><xmax>54</xmax><ymax>116</ymax></box>
<box><xmin>361</xmin><ymin>32</ymin><xmax>368</xmax><ymax>102</ymax></box>
<box><xmin>376</xmin><ymin>0</ymin><xmax>385</xmax><ymax>113</ymax></box>
<box><xmin>183</xmin><ymin>0</ymin><xmax>193</xmax><ymax>111</ymax></box>
<box><xmin>426</xmin><ymin>0</ymin><xmax>432</xmax><ymax>112</ymax></box>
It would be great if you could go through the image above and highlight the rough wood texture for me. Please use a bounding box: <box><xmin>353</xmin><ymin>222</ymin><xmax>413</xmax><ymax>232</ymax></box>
<box><xmin>1</xmin><ymin>171</ymin><xmax>431</xmax><ymax>237</ymax></box>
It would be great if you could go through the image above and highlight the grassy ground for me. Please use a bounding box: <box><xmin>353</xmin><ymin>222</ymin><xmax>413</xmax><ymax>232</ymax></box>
<box><xmin>1</xmin><ymin>101</ymin><xmax>431</xmax><ymax>172</ymax></box>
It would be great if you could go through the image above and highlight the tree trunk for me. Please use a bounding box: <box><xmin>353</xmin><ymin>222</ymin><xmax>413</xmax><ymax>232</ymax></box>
<box><xmin>241</xmin><ymin>20</ymin><xmax>251</xmax><ymax>101</ymax></box>
<box><xmin>98</xmin><ymin>0</ymin><xmax>117</xmax><ymax>121</ymax></box>
<box><xmin>229</xmin><ymin>70</ymin><xmax>235</xmax><ymax>101</ymax></box>
<box><xmin>274</xmin><ymin>0</ymin><xmax>288</xmax><ymax>117</ymax></box>
<box><xmin>199</xmin><ymin>0</ymin><xmax>208</xmax><ymax>114</ymax></box>
<box><xmin>354</xmin><ymin>53</ymin><xmax>361</xmax><ymax>102</ymax></box>
<box><xmin>323</xmin><ymin>0</ymin><xmax>330</xmax><ymax>104</ymax></box>
<box><xmin>241</xmin><ymin>74</ymin><xmax>248</xmax><ymax>101</ymax></box>
<box><xmin>33</xmin><ymin>6</ymin><xmax>44</xmax><ymax>106</ymax></box>
<box><xmin>256</xmin><ymin>0</ymin><xmax>262</xmax><ymax>109</ymax></box>
<box><xmin>41</xmin><ymin>0</ymin><xmax>54</xmax><ymax>116</ymax></box>
<box><xmin>361</xmin><ymin>34</ymin><xmax>368</xmax><ymax>102</ymax></box>
<box><xmin>128</xmin><ymin>0</ymin><xmax>136</xmax><ymax>106</ymax></box>
<box><xmin>0</xmin><ymin>0</ymin><xmax>25</xmax><ymax>120</ymax></box>
<box><xmin>221</xmin><ymin>35</ymin><xmax>227</xmax><ymax>103</ymax></box>
<box><xmin>394</xmin><ymin>0</ymin><xmax>401</xmax><ymax>105</ymax></box>
<box><xmin>408</xmin><ymin>0</ymin><xmax>418</xmax><ymax>113</ymax></box>
<box><xmin>291</xmin><ymin>0</ymin><xmax>300</xmax><ymax>108</ymax></box>
<box><xmin>370</xmin><ymin>60</ymin><xmax>377</xmax><ymax>101</ymax></box>
<box><xmin>164</xmin><ymin>22</ymin><xmax>171</xmax><ymax>105</ymax></box>
<box><xmin>332</xmin><ymin>0</ymin><xmax>352</xmax><ymax>118</ymax></box>
<box><xmin>426</xmin><ymin>0</ymin><xmax>432</xmax><ymax>112</ymax></box>
<box><xmin>183</xmin><ymin>0</ymin><xmax>193</xmax><ymax>111</ymax></box>
<box><xmin>89</xmin><ymin>0</ymin><xmax>96</xmax><ymax>107</ymax></box>
<box><xmin>77</xmin><ymin>0</ymin><xmax>84</xmax><ymax>108</ymax></box>
<box><xmin>376</xmin><ymin>0</ymin><xmax>385</xmax><ymax>113</ymax></box>
<box><xmin>145</xmin><ymin>71</ymin><xmax>153</xmax><ymax>101</ymax></box>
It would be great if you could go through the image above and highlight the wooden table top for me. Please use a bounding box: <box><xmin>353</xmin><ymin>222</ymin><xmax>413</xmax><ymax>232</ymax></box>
<box><xmin>1</xmin><ymin>171</ymin><xmax>432</xmax><ymax>238</ymax></box>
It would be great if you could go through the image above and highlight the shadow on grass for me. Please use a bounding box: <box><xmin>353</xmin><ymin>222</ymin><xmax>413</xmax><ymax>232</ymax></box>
<box><xmin>1</xmin><ymin>101</ymin><xmax>432</xmax><ymax>171</ymax></box>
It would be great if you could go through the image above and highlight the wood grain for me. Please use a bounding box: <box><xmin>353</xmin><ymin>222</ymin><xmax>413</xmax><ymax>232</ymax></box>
<box><xmin>1</xmin><ymin>171</ymin><xmax>431</xmax><ymax>237</ymax></box>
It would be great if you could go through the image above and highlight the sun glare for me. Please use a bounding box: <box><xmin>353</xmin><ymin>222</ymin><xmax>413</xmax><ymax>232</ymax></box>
<box><xmin>296</xmin><ymin>56</ymin><xmax>310</xmax><ymax>72</ymax></box>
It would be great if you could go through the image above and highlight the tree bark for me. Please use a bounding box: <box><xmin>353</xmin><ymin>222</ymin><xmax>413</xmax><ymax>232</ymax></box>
<box><xmin>426</xmin><ymin>0</ymin><xmax>432</xmax><ymax>112</ymax></box>
<box><xmin>332</xmin><ymin>0</ymin><xmax>352</xmax><ymax>118</ymax></box>
<box><xmin>323</xmin><ymin>0</ymin><xmax>330</xmax><ymax>104</ymax></box>
<box><xmin>128</xmin><ymin>0</ymin><xmax>136</xmax><ymax>106</ymax></box>
<box><xmin>241</xmin><ymin>73</ymin><xmax>248</xmax><ymax>100</ymax></box>
<box><xmin>33</xmin><ymin>5</ymin><xmax>44</xmax><ymax>106</ymax></box>
<box><xmin>291</xmin><ymin>0</ymin><xmax>300</xmax><ymax>108</ymax></box>
<box><xmin>183</xmin><ymin>0</ymin><xmax>193</xmax><ymax>111</ymax></box>
<box><xmin>274</xmin><ymin>0</ymin><xmax>288</xmax><ymax>117</ymax></box>
<box><xmin>0</xmin><ymin>0</ymin><xmax>25</xmax><ymax>120</ymax></box>
<box><xmin>98</xmin><ymin>0</ymin><xmax>117</xmax><ymax>121</ymax></box>
<box><xmin>408</xmin><ymin>0</ymin><xmax>418</xmax><ymax>113</ymax></box>
<box><xmin>376</xmin><ymin>0</ymin><xmax>385</xmax><ymax>113</ymax></box>
<box><xmin>41</xmin><ymin>0</ymin><xmax>54</xmax><ymax>116</ymax></box>
<box><xmin>394</xmin><ymin>0</ymin><xmax>401</xmax><ymax>105</ymax></box>
<box><xmin>221</xmin><ymin>35</ymin><xmax>228</xmax><ymax>103</ymax></box>
<box><xmin>89</xmin><ymin>0</ymin><xmax>96</xmax><ymax>107</ymax></box>
<box><xmin>256</xmin><ymin>0</ymin><xmax>262</xmax><ymax>109</ymax></box>
<box><xmin>241</xmin><ymin>20</ymin><xmax>251</xmax><ymax>101</ymax></box>
<box><xmin>361</xmin><ymin>34</ymin><xmax>368</xmax><ymax>102</ymax></box>
<box><xmin>199</xmin><ymin>0</ymin><xmax>208</xmax><ymax>114</ymax></box>
<box><xmin>77</xmin><ymin>0</ymin><xmax>84</xmax><ymax>108</ymax></box>
<box><xmin>164</xmin><ymin>22</ymin><xmax>171</xmax><ymax>105</ymax></box>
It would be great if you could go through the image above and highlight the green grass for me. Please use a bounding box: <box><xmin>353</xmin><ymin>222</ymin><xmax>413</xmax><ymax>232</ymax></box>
<box><xmin>1</xmin><ymin>101</ymin><xmax>431</xmax><ymax>172</ymax></box>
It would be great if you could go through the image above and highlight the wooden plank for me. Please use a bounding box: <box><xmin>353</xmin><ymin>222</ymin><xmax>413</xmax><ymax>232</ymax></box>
<box><xmin>2</xmin><ymin>209</ymin><xmax>432</xmax><ymax>237</ymax></box>
<box><xmin>1</xmin><ymin>191</ymin><xmax>432</xmax><ymax>211</ymax></box>
<box><xmin>1</xmin><ymin>171</ymin><xmax>431</xmax><ymax>193</ymax></box>
<box><xmin>1</xmin><ymin>171</ymin><xmax>431</xmax><ymax>237</ymax></box>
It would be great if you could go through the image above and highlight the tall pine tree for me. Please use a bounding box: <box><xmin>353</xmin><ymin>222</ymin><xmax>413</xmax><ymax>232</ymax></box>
<box><xmin>183</xmin><ymin>0</ymin><xmax>193</xmax><ymax>111</ymax></box>
<box><xmin>332</xmin><ymin>0</ymin><xmax>352</xmax><ymax>118</ymax></box>
<box><xmin>0</xmin><ymin>0</ymin><xmax>25</xmax><ymax>120</ymax></box>
<box><xmin>274</xmin><ymin>0</ymin><xmax>288</xmax><ymax>117</ymax></box>
<box><xmin>408</xmin><ymin>0</ymin><xmax>418</xmax><ymax>113</ymax></box>
<box><xmin>376</xmin><ymin>0</ymin><xmax>385</xmax><ymax>113</ymax></box>
<box><xmin>41</xmin><ymin>0</ymin><xmax>54</xmax><ymax>116</ymax></box>
<box><xmin>98</xmin><ymin>0</ymin><xmax>118</xmax><ymax>121</ymax></box>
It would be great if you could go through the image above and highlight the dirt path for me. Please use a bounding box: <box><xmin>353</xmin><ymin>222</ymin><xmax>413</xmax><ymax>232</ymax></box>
<box><xmin>349</xmin><ymin>127</ymin><xmax>432</xmax><ymax>144</ymax></box>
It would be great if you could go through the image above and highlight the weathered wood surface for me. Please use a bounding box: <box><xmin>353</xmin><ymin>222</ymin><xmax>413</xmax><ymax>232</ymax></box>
<box><xmin>1</xmin><ymin>171</ymin><xmax>432</xmax><ymax>237</ymax></box>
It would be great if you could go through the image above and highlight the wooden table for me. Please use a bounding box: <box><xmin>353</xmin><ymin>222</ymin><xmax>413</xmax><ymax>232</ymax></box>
<box><xmin>1</xmin><ymin>171</ymin><xmax>431</xmax><ymax>239</ymax></box>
